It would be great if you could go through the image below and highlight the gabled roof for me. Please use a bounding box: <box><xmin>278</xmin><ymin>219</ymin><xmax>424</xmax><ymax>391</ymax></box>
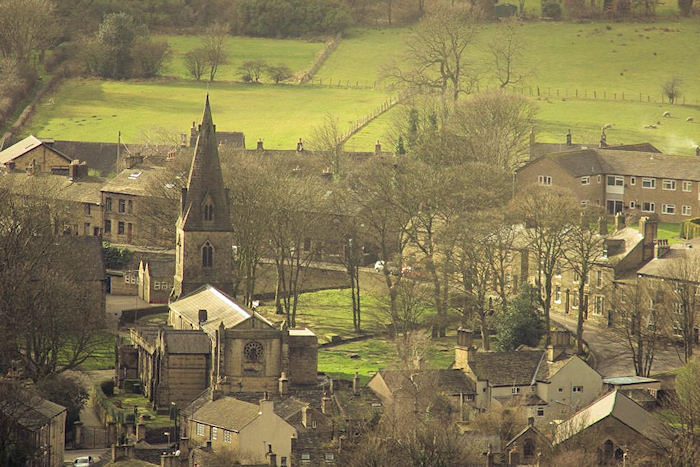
<box><xmin>100</xmin><ymin>163</ymin><xmax>173</xmax><ymax>197</ymax></box>
<box><xmin>374</xmin><ymin>369</ymin><xmax>476</xmax><ymax>395</ymax></box>
<box><xmin>554</xmin><ymin>390</ymin><xmax>664</xmax><ymax>445</ymax></box>
<box><xmin>143</xmin><ymin>258</ymin><xmax>174</xmax><ymax>278</ymax></box>
<box><xmin>170</xmin><ymin>284</ymin><xmax>273</xmax><ymax>333</ymax></box>
<box><xmin>636</xmin><ymin>238</ymin><xmax>700</xmax><ymax>280</ymax></box>
<box><xmin>192</xmin><ymin>397</ymin><xmax>260</xmax><ymax>432</ymax></box>
<box><xmin>46</xmin><ymin>140</ymin><xmax>119</xmax><ymax>176</ymax></box>
<box><xmin>0</xmin><ymin>135</ymin><xmax>72</xmax><ymax>166</ymax></box>
<box><xmin>163</xmin><ymin>330</ymin><xmax>210</xmax><ymax>354</ymax></box>
<box><xmin>468</xmin><ymin>350</ymin><xmax>549</xmax><ymax>386</ymax></box>
<box><xmin>0</xmin><ymin>172</ymin><xmax>104</xmax><ymax>204</ymax></box>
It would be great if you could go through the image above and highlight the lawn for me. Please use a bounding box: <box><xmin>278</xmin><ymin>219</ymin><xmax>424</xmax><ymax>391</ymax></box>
<box><xmin>23</xmin><ymin>79</ymin><xmax>390</xmax><ymax>148</ymax></box>
<box><xmin>110</xmin><ymin>391</ymin><xmax>172</xmax><ymax>429</ymax></box>
<box><xmin>155</xmin><ymin>34</ymin><xmax>324</xmax><ymax>82</ymax></box>
<box><xmin>628</xmin><ymin>221</ymin><xmax>682</xmax><ymax>243</ymax></box>
<box><xmin>77</xmin><ymin>332</ymin><xmax>116</xmax><ymax>371</ymax></box>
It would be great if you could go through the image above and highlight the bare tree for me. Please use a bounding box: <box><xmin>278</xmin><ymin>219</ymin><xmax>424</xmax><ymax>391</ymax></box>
<box><xmin>489</xmin><ymin>19</ymin><xmax>527</xmax><ymax>88</ymax></box>
<box><xmin>662</xmin><ymin>359</ymin><xmax>700</xmax><ymax>466</ymax></box>
<box><xmin>513</xmin><ymin>185</ymin><xmax>578</xmax><ymax>345</ymax></box>
<box><xmin>239</xmin><ymin>59</ymin><xmax>266</xmax><ymax>83</ymax></box>
<box><xmin>184</xmin><ymin>47</ymin><xmax>207</xmax><ymax>80</ymax></box>
<box><xmin>310</xmin><ymin>113</ymin><xmax>345</xmax><ymax>181</ymax></box>
<box><xmin>203</xmin><ymin>22</ymin><xmax>229</xmax><ymax>82</ymax></box>
<box><xmin>0</xmin><ymin>0</ymin><xmax>58</xmax><ymax>63</ymax></box>
<box><xmin>662</xmin><ymin>76</ymin><xmax>682</xmax><ymax>104</ymax></box>
<box><xmin>563</xmin><ymin>207</ymin><xmax>606</xmax><ymax>355</ymax></box>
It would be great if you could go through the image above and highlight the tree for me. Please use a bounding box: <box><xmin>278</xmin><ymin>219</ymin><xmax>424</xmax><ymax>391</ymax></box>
<box><xmin>495</xmin><ymin>284</ymin><xmax>545</xmax><ymax>351</ymax></box>
<box><xmin>678</xmin><ymin>0</ymin><xmax>693</xmax><ymax>16</ymax></box>
<box><xmin>96</xmin><ymin>12</ymin><xmax>143</xmax><ymax>79</ymax></box>
<box><xmin>310</xmin><ymin>114</ymin><xmax>345</xmax><ymax>181</ymax></box>
<box><xmin>203</xmin><ymin>22</ymin><xmax>229</xmax><ymax>82</ymax></box>
<box><xmin>131</xmin><ymin>39</ymin><xmax>171</xmax><ymax>78</ymax></box>
<box><xmin>489</xmin><ymin>19</ymin><xmax>527</xmax><ymax>88</ymax></box>
<box><xmin>184</xmin><ymin>48</ymin><xmax>207</xmax><ymax>81</ymax></box>
<box><xmin>610</xmin><ymin>279</ymin><xmax>666</xmax><ymax>377</ymax></box>
<box><xmin>662</xmin><ymin>76</ymin><xmax>682</xmax><ymax>104</ymax></box>
<box><xmin>239</xmin><ymin>59</ymin><xmax>266</xmax><ymax>83</ymax></box>
<box><xmin>265</xmin><ymin>63</ymin><xmax>292</xmax><ymax>83</ymax></box>
<box><xmin>36</xmin><ymin>374</ymin><xmax>89</xmax><ymax>434</ymax></box>
<box><xmin>563</xmin><ymin>207</ymin><xmax>605</xmax><ymax>355</ymax></box>
<box><xmin>384</xmin><ymin>6</ymin><xmax>481</xmax><ymax>116</ymax></box>
<box><xmin>513</xmin><ymin>185</ymin><xmax>578</xmax><ymax>345</ymax></box>
<box><xmin>0</xmin><ymin>381</ymin><xmax>39</xmax><ymax>466</ymax></box>
<box><xmin>664</xmin><ymin>359</ymin><xmax>700</xmax><ymax>466</ymax></box>
<box><xmin>0</xmin><ymin>0</ymin><xmax>58</xmax><ymax>63</ymax></box>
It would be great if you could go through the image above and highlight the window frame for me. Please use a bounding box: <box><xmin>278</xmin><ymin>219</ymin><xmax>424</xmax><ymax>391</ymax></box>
<box><xmin>573</xmin><ymin>386</ymin><xmax>583</xmax><ymax>393</ymax></box>
<box><xmin>662</xmin><ymin>203</ymin><xmax>676</xmax><ymax>215</ymax></box>
<box><xmin>642</xmin><ymin>178</ymin><xmax>656</xmax><ymax>189</ymax></box>
<box><xmin>662</xmin><ymin>179</ymin><xmax>677</xmax><ymax>191</ymax></box>
<box><xmin>118</xmin><ymin>221</ymin><xmax>125</xmax><ymax>235</ymax></box>
<box><xmin>118</xmin><ymin>199</ymin><xmax>126</xmax><ymax>213</ymax></box>
<box><xmin>630</xmin><ymin>176</ymin><xmax>636</xmax><ymax>185</ymax></box>
<box><xmin>642</xmin><ymin>202</ymin><xmax>655</xmax><ymax>213</ymax></box>
<box><xmin>683</xmin><ymin>205</ymin><xmax>692</xmax><ymax>216</ymax></box>
<box><xmin>607</xmin><ymin>175</ymin><xmax>624</xmax><ymax>187</ymax></box>
<box><xmin>223</xmin><ymin>430</ymin><xmax>231</xmax><ymax>443</ymax></box>
<box><xmin>538</xmin><ymin>175</ymin><xmax>552</xmax><ymax>185</ymax></box>
<box><xmin>196</xmin><ymin>423</ymin><xmax>205</xmax><ymax>436</ymax></box>
<box><xmin>683</xmin><ymin>181</ymin><xmax>692</xmax><ymax>192</ymax></box>
<box><xmin>581</xmin><ymin>176</ymin><xmax>590</xmax><ymax>185</ymax></box>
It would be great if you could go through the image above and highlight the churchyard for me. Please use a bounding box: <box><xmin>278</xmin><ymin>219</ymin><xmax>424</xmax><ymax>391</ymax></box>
<box><xmin>20</xmin><ymin>18</ymin><xmax>700</xmax><ymax>154</ymax></box>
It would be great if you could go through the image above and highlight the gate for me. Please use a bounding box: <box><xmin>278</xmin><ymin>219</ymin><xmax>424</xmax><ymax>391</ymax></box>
<box><xmin>80</xmin><ymin>426</ymin><xmax>109</xmax><ymax>449</ymax></box>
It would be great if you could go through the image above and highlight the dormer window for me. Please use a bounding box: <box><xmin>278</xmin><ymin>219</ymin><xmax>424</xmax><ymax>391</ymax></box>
<box><xmin>202</xmin><ymin>241</ymin><xmax>213</xmax><ymax>267</ymax></box>
<box><xmin>203</xmin><ymin>203</ymin><xmax>214</xmax><ymax>221</ymax></box>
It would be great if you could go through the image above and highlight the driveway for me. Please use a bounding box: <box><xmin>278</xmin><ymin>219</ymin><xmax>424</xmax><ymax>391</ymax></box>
<box><xmin>551</xmin><ymin>313</ymin><xmax>685</xmax><ymax>377</ymax></box>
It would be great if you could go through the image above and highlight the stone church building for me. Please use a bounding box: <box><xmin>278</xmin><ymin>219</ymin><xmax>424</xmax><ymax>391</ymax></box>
<box><xmin>121</xmin><ymin>98</ymin><xmax>318</xmax><ymax>409</ymax></box>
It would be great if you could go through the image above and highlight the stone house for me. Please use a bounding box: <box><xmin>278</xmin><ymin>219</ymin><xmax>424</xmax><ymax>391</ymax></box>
<box><xmin>517</xmin><ymin>146</ymin><xmax>700</xmax><ymax>222</ymax></box>
<box><xmin>453</xmin><ymin>329</ymin><xmax>603</xmax><ymax>424</ymax></box>
<box><xmin>0</xmin><ymin>389</ymin><xmax>67</xmax><ymax>467</ymax></box>
<box><xmin>0</xmin><ymin>135</ymin><xmax>74</xmax><ymax>174</ymax></box>
<box><xmin>138</xmin><ymin>258</ymin><xmax>174</xmax><ymax>304</ymax></box>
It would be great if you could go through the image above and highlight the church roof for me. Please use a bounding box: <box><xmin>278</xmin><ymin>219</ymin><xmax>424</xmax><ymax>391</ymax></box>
<box><xmin>180</xmin><ymin>96</ymin><xmax>232</xmax><ymax>232</ymax></box>
<box><xmin>170</xmin><ymin>284</ymin><xmax>272</xmax><ymax>333</ymax></box>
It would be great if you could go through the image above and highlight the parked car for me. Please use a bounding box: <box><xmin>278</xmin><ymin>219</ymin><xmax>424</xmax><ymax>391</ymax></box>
<box><xmin>374</xmin><ymin>261</ymin><xmax>399</xmax><ymax>275</ymax></box>
<box><xmin>374</xmin><ymin>260</ymin><xmax>385</xmax><ymax>272</ymax></box>
<box><xmin>73</xmin><ymin>457</ymin><xmax>93</xmax><ymax>466</ymax></box>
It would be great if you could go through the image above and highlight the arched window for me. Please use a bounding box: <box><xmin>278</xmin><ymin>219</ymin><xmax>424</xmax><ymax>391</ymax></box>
<box><xmin>203</xmin><ymin>203</ymin><xmax>214</xmax><ymax>221</ymax></box>
<box><xmin>244</xmin><ymin>341</ymin><xmax>264</xmax><ymax>363</ymax></box>
<box><xmin>202</xmin><ymin>242</ymin><xmax>213</xmax><ymax>267</ymax></box>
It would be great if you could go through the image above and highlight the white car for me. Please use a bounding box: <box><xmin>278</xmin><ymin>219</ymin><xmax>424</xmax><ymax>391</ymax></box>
<box><xmin>73</xmin><ymin>456</ymin><xmax>93</xmax><ymax>466</ymax></box>
<box><xmin>374</xmin><ymin>261</ymin><xmax>385</xmax><ymax>272</ymax></box>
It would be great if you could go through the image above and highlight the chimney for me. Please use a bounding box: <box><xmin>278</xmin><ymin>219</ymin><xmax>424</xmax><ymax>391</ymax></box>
<box><xmin>598</xmin><ymin>216</ymin><xmax>608</xmax><ymax>235</ymax></box>
<box><xmin>547</xmin><ymin>329</ymin><xmax>570</xmax><ymax>362</ymax></box>
<box><xmin>654</xmin><ymin>239</ymin><xmax>670</xmax><ymax>259</ymax></box>
<box><xmin>190</xmin><ymin>122</ymin><xmax>197</xmax><ymax>147</ymax></box>
<box><xmin>696</xmin><ymin>146</ymin><xmax>699</xmax><ymax>157</ymax></box>
<box><xmin>321</xmin><ymin>392</ymin><xmax>332</xmax><ymax>415</ymax></box>
<box><xmin>614</xmin><ymin>212</ymin><xmax>625</xmax><ymax>231</ymax></box>
<box><xmin>69</xmin><ymin>160</ymin><xmax>87</xmax><ymax>180</ymax></box>
<box><xmin>640</xmin><ymin>217</ymin><xmax>658</xmax><ymax>261</ymax></box>
<box><xmin>259</xmin><ymin>395</ymin><xmax>274</xmax><ymax>416</ymax></box>
<box><xmin>352</xmin><ymin>372</ymin><xmax>360</xmax><ymax>396</ymax></box>
<box><xmin>257</xmin><ymin>138</ymin><xmax>264</xmax><ymax>151</ymax></box>
<box><xmin>180</xmin><ymin>133</ymin><xmax>187</xmax><ymax>147</ymax></box>
<box><xmin>374</xmin><ymin>140</ymin><xmax>382</xmax><ymax>155</ymax></box>
<box><xmin>528</xmin><ymin>416</ymin><xmax>535</xmax><ymax>427</ymax></box>
<box><xmin>296</xmin><ymin>138</ymin><xmax>304</xmax><ymax>152</ymax></box>
<box><xmin>301</xmin><ymin>406</ymin><xmax>309</xmax><ymax>428</ymax></box>
<box><xmin>455</xmin><ymin>328</ymin><xmax>476</xmax><ymax>369</ymax></box>
<box><xmin>566</xmin><ymin>129</ymin><xmax>572</xmax><ymax>146</ymax></box>
<box><xmin>278</xmin><ymin>372</ymin><xmax>288</xmax><ymax>395</ymax></box>
<box><xmin>329</xmin><ymin>379</ymin><xmax>334</xmax><ymax>394</ymax></box>
<box><xmin>198</xmin><ymin>309</ymin><xmax>207</xmax><ymax>323</ymax></box>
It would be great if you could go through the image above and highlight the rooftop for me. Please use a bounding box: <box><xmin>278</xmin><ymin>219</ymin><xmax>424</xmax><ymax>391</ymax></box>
<box><xmin>191</xmin><ymin>397</ymin><xmax>260</xmax><ymax>432</ymax></box>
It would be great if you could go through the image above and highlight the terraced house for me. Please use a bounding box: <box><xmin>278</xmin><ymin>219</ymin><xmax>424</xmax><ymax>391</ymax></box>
<box><xmin>517</xmin><ymin>147</ymin><xmax>700</xmax><ymax>222</ymax></box>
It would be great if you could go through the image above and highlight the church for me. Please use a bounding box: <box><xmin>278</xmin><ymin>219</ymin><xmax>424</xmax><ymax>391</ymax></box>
<box><xmin>121</xmin><ymin>98</ymin><xmax>318</xmax><ymax>409</ymax></box>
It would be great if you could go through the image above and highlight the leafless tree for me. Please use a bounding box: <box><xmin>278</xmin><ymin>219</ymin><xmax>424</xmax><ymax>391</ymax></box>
<box><xmin>489</xmin><ymin>19</ymin><xmax>528</xmax><ymax>88</ymax></box>
<box><xmin>513</xmin><ymin>185</ymin><xmax>578</xmax><ymax>345</ymax></box>
<box><xmin>563</xmin><ymin>207</ymin><xmax>606</xmax><ymax>355</ymax></box>
<box><xmin>239</xmin><ymin>59</ymin><xmax>266</xmax><ymax>83</ymax></box>
<box><xmin>203</xmin><ymin>22</ymin><xmax>229</xmax><ymax>82</ymax></box>
<box><xmin>0</xmin><ymin>0</ymin><xmax>58</xmax><ymax>63</ymax></box>
<box><xmin>662</xmin><ymin>76</ymin><xmax>682</xmax><ymax>104</ymax></box>
<box><xmin>310</xmin><ymin>113</ymin><xmax>346</xmax><ymax>181</ymax></box>
<box><xmin>184</xmin><ymin>47</ymin><xmax>207</xmax><ymax>80</ymax></box>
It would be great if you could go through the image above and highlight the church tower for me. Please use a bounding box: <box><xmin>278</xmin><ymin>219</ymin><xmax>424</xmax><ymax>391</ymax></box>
<box><xmin>172</xmin><ymin>96</ymin><xmax>234</xmax><ymax>299</ymax></box>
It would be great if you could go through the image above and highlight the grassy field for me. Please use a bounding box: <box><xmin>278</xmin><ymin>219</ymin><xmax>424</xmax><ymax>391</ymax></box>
<box><xmin>24</xmin><ymin>79</ymin><xmax>389</xmax><ymax>147</ymax></box>
<box><xmin>156</xmin><ymin>34</ymin><xmax>323</xmax><ymax>82</ymax></box>
<box><xmin>77</xmin><ymin>332</ymin><xmax>116</xmax><ymax>371</ymax></box>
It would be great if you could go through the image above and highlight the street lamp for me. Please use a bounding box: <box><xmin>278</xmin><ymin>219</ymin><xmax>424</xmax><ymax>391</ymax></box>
<box><xmin>164</xmin><ymin>431</ymin><xmax>171</xmax><ymax>447</ymax></box>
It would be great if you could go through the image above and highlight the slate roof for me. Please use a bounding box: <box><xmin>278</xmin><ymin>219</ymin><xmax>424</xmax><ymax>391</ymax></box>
<box><xmin>45</xmin><ymin>140</ymin><xmax>119</xmax><ymax>176</ymax></box>
<box><xmin>468</xmin><ymin>350</ymin><xmax>549</xmax><ymax>386</ymax></box>
<box><xmin>217</xmin><ymin>132</ymin><xmax>246</xmax><ymax>148</ymax></box>
<box><xmin>144</xmin><ymin>258</ymin><xmax>174</xmax><ymax>278</ymax></box>
<box><xmin>554</xmin><ymin>390</ymin><xmax>665</xmax><ymax>445</ymax></box>
<box><xmin>636</xmin><ymin>238</ymin><xmax>700</xmax><ymax>280</ymax></box>
<box><xmin>0</xmin><ymin>172</ymin><xmax>104</xmax><ymax>204</ymax></box>
<box><xmin>273</xmin><ymin>397</ymin><xmax>308</xmax><ymax>421</ymax></box>
<box><xmin>0</xmin><ymin>394</ymin><xmax>66</xmax><ymax>430</ymax></box>
<box><xmin>0</xmin><ymin>135</ymin><xmax>72</xmax><ymax>167</ymax></box>
<box><xmin>191</xmin><ymin>397</ymin><xmax>260</xmax><ymax>432</ymax></box>
<box><xmin>376</xmin><ymin>369</ymin><xmax>476</xmax><ymax>395</ymax></box>
<box><xmin>163</xmin><ymin>330</ymin><xmax>210</xmax><ymax>354</ymax></box>
<box><xmin>100</xmin><ymin>163</ymin><xmax>174</xmax><ymax>197</ymax></box>
<box><xmin>170</xmin><ymin>284</ymin><xmax>273</xmax><ymax>334</ymax></box>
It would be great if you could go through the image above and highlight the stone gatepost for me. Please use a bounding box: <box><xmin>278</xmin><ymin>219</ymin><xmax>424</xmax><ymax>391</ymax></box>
<box><xmin>136</xmin><ymin>422</ymin><xmax>147</xmax><ymax>442</ymax></box>
<box><xmin>73</xmin><ymin>421</ymin><xmax>83</xmax><ymax>448</ymax></box>
<box><xmin>107</xmin><ymin>422</ymin><xmax>117</xmax><ymax>445</ymax></box>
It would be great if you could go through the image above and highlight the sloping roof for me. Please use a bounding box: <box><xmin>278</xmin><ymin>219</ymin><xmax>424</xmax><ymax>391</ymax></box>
<box><xmin>100</xmin><ymin>163</ymin><xmax>174</xmax><ymax>197</ymax></box>
<box><xmin>273</xmin><ymin>397</ymin><xmax>307</xmax><ymax>421</ymax></box>
<box><xmin>0</xmin><ymin>394</ymin><xmax>66</xmax><ymax>430</ymax></box>
<box><xmin>0</xmin><ymin>172</ymin><xmax>104</xmax><ymax>204</ymax></box>
<box><xmin>0</xmin><ymin>135</ymin><xmax>72</xmax><ymax>166</ymax></box>
<box><xmin>216</xmin><ymin>132</ymin><xmax>245</xmax><ymax>148</ymax></box>
<box><xmin>602</xmin><ymin>376</ymin><xmax>660</xmax><ymax>386</ymax></box>
<box><xmin>191</xmin><ymin>397</ymin><xmax>260</xmax><ymax>432</ymax></box>
<box><xmin>606</xmin><ymin>143</ymin><xmax>661</xmax><ymax>153</ymax></box>
<box><xmin>170</xmin><ymin>284</ymin><xmax>273</xmax><ymax>333</ymax></box>
<box><xmin>468</xmin><ymin>350</ymin><xmax>548</xmax><ymax>386</ymax></box>
<box><xmin>376</xmin><ymin>369</ymin><xmax>476</xmax><ymax>395</ymax></box>
<box><xmin>554</xmin><ymin>390</ymin><xmax>665</xmax><ymax>445</ymax></box>
<box><xmin>636</xmin><ymin>238</ymin><xmax>700</xmax><ymax>279</ymax></box>
<box><xmin>46</xmin><ymin>140</ymin><xmax>119</xmax><ymax>176</ymax></box>
<box><xmin>144</xmin><ymin>258</ymin><xmax>174</xmax><ymax>278</ymax></box>
<box><xmin>31</xmin><ymin>396</ymin><xmax>66</xmax><ymax>419</ymax></box>
<box><xmin>163</xmin><ymin>330</ymin><xmax>210</xmax><ymax>354</ymax></box>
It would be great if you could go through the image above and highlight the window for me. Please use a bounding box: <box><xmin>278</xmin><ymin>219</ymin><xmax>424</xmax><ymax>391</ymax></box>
<box><xmin>118</xmin><ymin>199</ymin><xmax>126</xmax><ymax>213</ymax></box>
<box><xmin>572</xmin><ymin>294</ymin><xmax>579</xmax><ymax>309</ymax></box>
<box><xmin>536</xmin><ymin>406</ymin><xmax>545</xmax><ymax>417</ymax></box>
<box><xmin>196</xmin><ymin>423</ymin><xmax>205</xmax><ymax>436</ymax></box>
<box><xmin>683</xmin><ymin>205</ymin><xmax>692</xmax><ymax>216</ymax></box>
<box><xmin>211</xmin><ymin>427</ymin><xmax>218</xmax><ymax>440</ymax></box>
<box><xmin>642</xmin><ymin>178</ymin><xmax>656</xmax><ymax>189</ymax></box>
<box><xmin>629</xmin><ymin>201</ymin><xmax>636</xmax><ymax>209</ymax></box>
<box><xmin>581</xmin><ymin>176</ymin><xmax>590</xmax><ymax>185</ymax></box>
<box><xmin>630</xmin><ymin>176</ymin><xmax>636</xmax><ymax>185</ymax></box>
<box><xmin>573</xmin><ymin>386</ymin><xmax>583</xmax><ymax>393</ymax></box>
<box><xmin>84</xmin><ymin>203</ymin><xmax>91</xmax><ymax>216</ymax></box>
<box><xmin>558</xmin><ymin>387</ymin><xmax>563</xmax><ymax>393</ymax></box>
<box><xmin>128</xmin><ymin>199</ymin><xmax>133</xmax><ymax>213</ymax></box>
<box><xmin>674</xmin><ymin>302</ymin><xmax>683</xmax><ymax>315</ymax></box>
<box><xmin>597</xmin><ymin>175</ymin><xmax>601</xmax><ymax>183</ymax></box>
<box><xmin>325</xmin><ymin>453</ymin><xmax>335</xmax><ymax>463</ymax></box>
<box><xmin>607</xmin><ymin>175</ymin><xmax>623</xmax><ymax>186</ymax></box>
<box><xmin>594</xmin><ymin>296</ymin><xmax>604</xmax><ymax>315</ymax></box>
<box><xmin>673</xmin><ymin>321</ymin><xmax>683</xmax><ymax>336</ymax></box>
<box><xmin>202</xmin><ymin>242</ymin><xmax>213</xmax><ymax>267</ymax></box>
<box><xmin>642</xmin><ymin>202</ymin><xmax>655</xmax><ymax>213</ymax></box>
<box><xmin>555</xmin><ymin>286</ymin><xmax>562</xmax><ymax>304</ymax></box>
<box><xmin>223</xmin><ymin>430</ymin><xmax>231</xmax><ymax>443</ymax></box>
<box><xmin>105</xmin><ymin>197</ymin><xmax>112</xmax><ymax>211</ymax></box>
<box><xmin>663</xmin><ymin>179</ymin><xmax>677</xmax><ymax>191</ymax></box>
<box><xmin>154</xmin><ymin>281</ymin><xmax>160</xmax><ymax>290</ymax></box>
<box><xmin>538</xmin><ymin>175</ymin><xmax>552</xmax><ymax>185</ymax></box>
<box><xmin>512</xmin><ymin>387</ymin><xmax>521</xmax><ymax>394</ymax></box>
<box><xmin>580</xmin><ymin>200</ymin><xmax>589</xmax><ymax>207</ymax></box>
<box><xmin>301</xmin><ymin>453</ymin><xmax>311</xmax><ymax>464</ymax></box>
<box><xmin>281</xmin><ymin>457</ymin><xmax>287</xmax><ymax>466</ymax></box>
<box><xmin>662</xmin><ymin>204</ymin><xmax>676</xmax><ymax>215</ymax></box>
<box><xmin>104</xmin><ymin>220</ymin><xmax>111</xmax><ymax>234</ymax></box>
<box><xmin>84</xmin><ymin>223</ymin><xmax>90</xmax><ymax>235</ymax></box>
<box><xmin>683</xmin><ymin>181</ymin><xmax>692</xmax><ymax>192</ymax></box>
<box><xmin>244</xmin><ymin>341</ymin><xmax>264</xmax><ymax>363</ymax></box>
<box><xmin>573</xmin><ymin>271</ymin><xmax>580</xmax><ymax>283</ymax></box>
<box><xmin>118</xmin><ymin>222</ymin><xmax>125</xmax><ymax>235</ymax></box>
<box><xmin>596</xmin><ymin>270</ymin><xmax>602</xmax><ymax>287</ymax></box>
<box><xmin>203</xmin><ymin>203</ymin><xmax>214</xmax><ymax>221</ymax></box>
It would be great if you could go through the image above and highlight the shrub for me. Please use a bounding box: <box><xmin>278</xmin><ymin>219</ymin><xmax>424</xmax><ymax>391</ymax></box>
<box><xmin>131</xmin><ymin>39</ymin><xmax>171</xmax><ymax>78</ymax></box>
<box><xmin>101</xmin><ymin>379</ymin><xmax>115</xmax><ymax>397</ymax></box>
<box><xmin>102</xmin><ymin>242</ymin><xmax>132</xmax><ymax>270</ymax></box>
<box><xmin>542</xmin><ymin>1</ymin><xmax>563</xmax><ymax>18</ymax></box>
<box><xmin>678</xmin><ymin>0</ymin><xmax>693</xmax><ymax>16</ymax></box>
<box><xmin>236</xmin><ymin>0</ymin><xmax>350</xmax><ymax>37</ymax></box>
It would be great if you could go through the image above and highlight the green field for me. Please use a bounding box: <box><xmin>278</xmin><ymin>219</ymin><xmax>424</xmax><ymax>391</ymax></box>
<box><xmin>77</xmin><ymin>332</ymin><xmax>116</xmax><ymax>371</ymax></box>
<box><xmin>156</xmin><ymin>34</ymin><xmax>323</xmax><ymax>82</ymax></box>
<box><xmin>25</xmin><ymin>79</ymin><xmax>389</xmax><ymax>148</ymax></box>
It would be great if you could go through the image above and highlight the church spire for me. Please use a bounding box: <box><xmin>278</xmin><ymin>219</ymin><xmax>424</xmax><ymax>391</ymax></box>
<box><xmin>180</xmin><ymin>95</ymin><xmax>231</xmax><ymax>232</ymax></box>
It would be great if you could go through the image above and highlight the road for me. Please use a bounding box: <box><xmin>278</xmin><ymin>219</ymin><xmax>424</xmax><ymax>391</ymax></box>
<box><xmin>551</xmin><ymin>313</ymin><xmax>685</xmax><ymax>377</ymax></box>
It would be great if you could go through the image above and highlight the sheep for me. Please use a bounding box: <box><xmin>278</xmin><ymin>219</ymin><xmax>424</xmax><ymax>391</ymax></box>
<box><xmin>663</xmin><ymin>111</ymin><xmax>671</xmax><ymax>117</ymax></box>
<box><xmin>687</xmin><ymin>117</ymin><xmax>695</xmax><ymax>122</ymax></box>
<box><xmin>602</xmin><ymin>123</ymin><xmax>613</xmax><ymax>130</ymax></box>
<box><xmin>644</xmin><ymin>124</ymin><xmax>657</xmax><ymax>129</ymax></box>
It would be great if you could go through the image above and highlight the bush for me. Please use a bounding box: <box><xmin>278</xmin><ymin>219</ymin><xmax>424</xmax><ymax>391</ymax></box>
<box><xmin>131</xmin><ymin>40</ymin><xmax>171</xmax><ymax>78</ymax></box>
<box><xmin>236</xmin><ymin>0</ymin><xmax>350</xmax><ymax>37</ymax></box>
<box><xmin>101</xmin><ymin>379</ymin><xmax>115</xmax><ymax>397</ymax></box>
<box><xmin>37</xmin><ymin>375</ymin><xmax>89</xmax><ymax>432</ymax></box>
<box><xmin>542</xmin><ymin>1</ymin><xmax>563</xmax><ymax>18</ymax></box>
<box><xmin>495</xmin><ymin>284</ymin><xmax>545</xmax><ymax>351</ymax></box>
<box><xmin>102</xmin><ymin>243</ymin><xmax>132</xmax><ymax>270</ymax></box>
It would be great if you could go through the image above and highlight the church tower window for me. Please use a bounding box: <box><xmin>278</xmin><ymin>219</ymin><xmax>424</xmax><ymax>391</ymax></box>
<box><xmin>203</xmin><ymin>203</ymin><xmax>214</xmax><ymax>222</ymax></box>
<box><xmin>202</xmin><ymin>242</ymin><xmax>213</xmax><ymax>268</ymax></box>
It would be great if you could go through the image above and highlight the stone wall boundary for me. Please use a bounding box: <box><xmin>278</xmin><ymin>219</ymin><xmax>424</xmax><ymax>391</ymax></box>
<box><xmin>298</xmin><ymin>33</ymin><xmax>342</xmax><ymax>85</ymax></box>
<box><xmin>1</xmin><ymin>74</ymin><xmax>62</xmax><ymax>148</ymax></box>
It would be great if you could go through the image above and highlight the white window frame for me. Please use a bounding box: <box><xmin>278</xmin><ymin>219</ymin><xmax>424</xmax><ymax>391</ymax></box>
<box><xmin>607</xmin><ymin>175</ymin><xmax>624</xmax><ymax>186</ymax></box>
<box><xmin>642</xmin><ymin>178</ymin><xmax>656</xmax><ymax>189</ymax></box>
<box><xmin>662</xmin><ymin>179</ymin><xmax>677</xmax><ymax>191</ymax></box>
<box><xmin>154</xmin><ymin>281</ymin><xmax>160</xmax><ymax>290</ymax></box>
<box><xmin>538</xmin><ymin>175</ymin><xmax>552</xmax><ymax>185</ymax></box>
<box><xmin>683</xmin><ymin>181</ymin><xmax>692</xmax><ymax>192</ymax></box>
<box><xmin>630</xmin><ymin>176</ymin><xmax>636</xmax><ymax>185</ymax></box>
<box><xmin>223</xmin><ymin>430</ymin><xmax>231</xmax><ymax>443</ymax></box>
<box><xmin>683</xmin><ymin>205</ymin><xmax>692</xmax><ymax>216</ymax></box>
<box><xmin>581</xmin><ymin>176</ymin><xmax>590</xmax><ymax>185</ymax></box>
<box><xmin>512</xmin><ymin>387</ymin><xmax>521</xmax><ymax>394</ymax></box>
<box><xmin>642</xmin><ymin>202</ymin><xmax>655</xmax><ymax>213</ymax></box>
<box><xmin>196</xmin><ymin>423</ymin><xmax>205</xmax><ymax>436</ymax></box>
<box><xmin>211</xmin><ymin>426</ymin><xmax>218</xmax><ymax>440</ymax></box>
<box><xmin>629</xmin><ymin>201</ymin><xmax>636</xmax><ymax>209</ymax></box>
<box><xmin>662</xmin><ymin>204</ymin><xmax>676</xmax><ymax>215</ymax></box>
